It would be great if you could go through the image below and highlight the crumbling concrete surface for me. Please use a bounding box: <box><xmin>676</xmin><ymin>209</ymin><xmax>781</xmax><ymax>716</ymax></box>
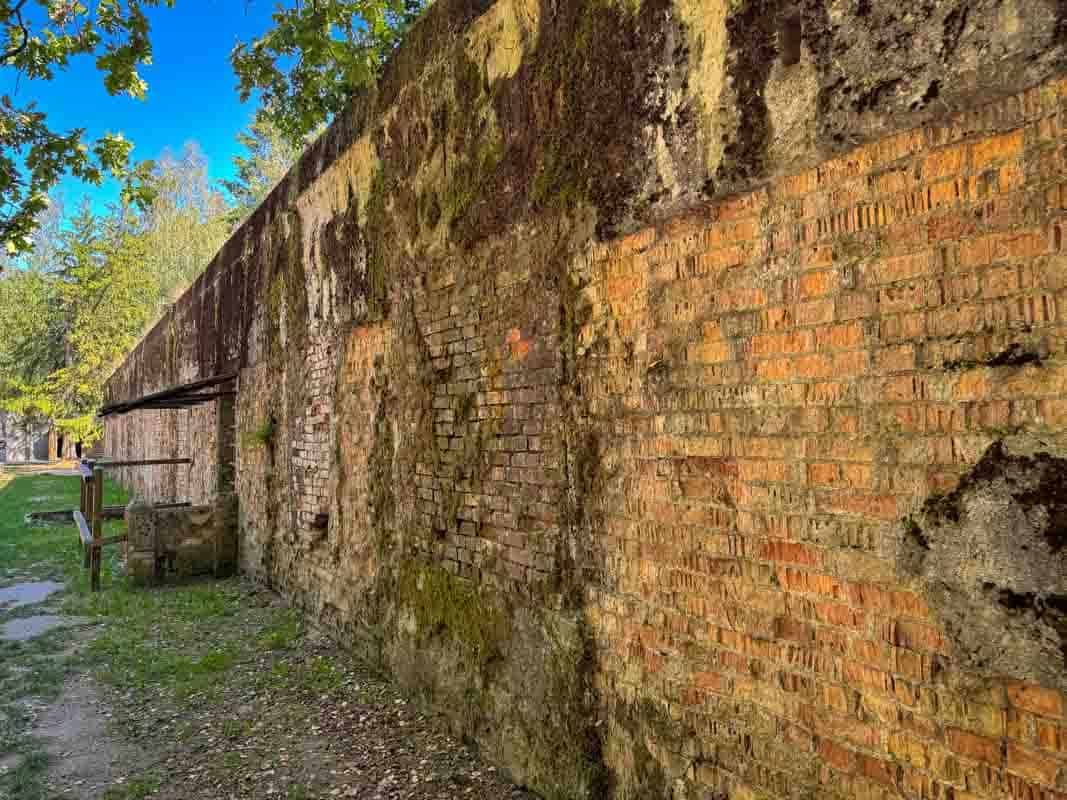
<box><xmin>902</xmin><ymin>435</ymin><xmax>1067</xmax><ymax>693</ymax></box>
<box><xmin>125</xmin><ymin>494</ymin><xmax>239</xmax><ymax>581</ymax></box>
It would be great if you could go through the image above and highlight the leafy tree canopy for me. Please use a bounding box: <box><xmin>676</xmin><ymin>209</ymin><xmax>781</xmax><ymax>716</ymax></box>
<box><xmin>231</xmin><ymin>0</ymin><xmax>427</xmax><ymax>144</ymax></box>
<box><xmin>0</xmin><ymin>145</ymin><xmax>232</xmax><ymax>444</ymax></box>
<box><xmin>0</xmin><ymin>0</ymin><xmax>171</xmax><ymax>258</ymax></box>
<box><xmin>0</xmin><ymin>0</ymin><xmax>427</xmax><ymax>261</ymax></box>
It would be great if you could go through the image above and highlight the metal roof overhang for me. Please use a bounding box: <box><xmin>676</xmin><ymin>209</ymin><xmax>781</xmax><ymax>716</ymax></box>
<box><xmin>98</xmin><ymin>372</ymin><xmax>237</xmax><ymax>417</ymax></box>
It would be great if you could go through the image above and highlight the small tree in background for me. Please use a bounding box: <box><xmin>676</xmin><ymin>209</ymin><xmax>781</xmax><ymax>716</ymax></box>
<box><xmin>220</xmin><ymin>108</ymin><xmax>311</xmax><ymax>225</ymax></box>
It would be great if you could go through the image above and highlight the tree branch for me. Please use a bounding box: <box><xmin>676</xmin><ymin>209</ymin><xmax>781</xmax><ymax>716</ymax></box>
<box><xmin>2</xmin><ymin>0</ymin><xmax>31</xmax><ymax>65</ymax></box>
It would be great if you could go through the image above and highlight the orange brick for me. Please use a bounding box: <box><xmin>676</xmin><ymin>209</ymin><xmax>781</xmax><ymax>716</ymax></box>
<box><xmin>818</xmin><ymin>739</ymin><xmax>856</xmax><ymax>773</ymax></box>
<box><xmin>1035</xmin><ymin>720</ymin><xmax>1063</xmax><ymax>753</ymax></box>
<box><xmin>947</xmin><ymin>728</ymin><xmax>1002</xmax><ymax>765</ymax></box>
<box><xmin>878</xmin><ymin>279</ymin><xmax>929</xmax><ymax>314</ymax></box>
<box><xmin>808</xmin><ymin>462</ymin><xmax>841</xmax><ymax>485</ymax></box>
<box><xmin>814</xmin><ymin>601</ymin><xmax>865</xmax><ymax>628</ymax></box>
<box><xmin>761</xmin><ymin>540</ymin><xmax>820</xmax><ymax>566</ymax></box>
<box><xmin>991</xmin><ymin>229</ymin><xmax>1049</xmax><ymax>261</ymax></box>
<box><xmin>923</xmin><ymin>144</ymin><xmax>967</xmax><ymax>180</ymax></box>
<box><xmin>821</xmin><ymin>493</ymin><xmax>899</xmax><ymax>520</ymax></box>
<box><xmin>860</xmin><ymin>755</ymin><xmax>898</xmax><ymax>786</ymax></box>
<box><xmin>751</xmin><ymin>330</ymin><xmax>815</xmax><ymax>356</ymax></box>
<box><xmin>971</xmin><ymin>130</ymin><xmax>1024</xmax><ymax>171</ymax></box>
<box><xmin>794</xmin><ymin>353</ymin><xmax>833</xmax><ymax>379</ymax></box>
<box><xmin>871</xmin><ymin>167</ymin><xmax>910</xmax><ymax>196</ymax></box>
<box><xmin>831</xmin><ymin>715</ymin><xmax>882</xmax><ymax>750</ymax></box>
<box><xmin>842</xmin><ymin>659</ymin><xmax>892</xmax><ymax>694</ymax></box>
<box><xmin>1008</xmin><ymin>683</ymin><xmax>1065</xmax><ymax>718</ymax></box>
<box><xmin>960</xmin><ymin>235</ymin><xmax>993</xmax><ymax>268</ymax></box>
<box><xmin>775</xmin><ymin>616</ymin><xmax>815</xmax><ymax>643</ymax></box>
<box><xmin>1039</xmin><ymin>397</ymin><xmax>1067</xmax><ymax>427</ymax></box>
<box><xmin>1048</xmin><ymin>182</ymin><xmax>1067</xmax><ymax>211</ymax></box>
<box><xmin>796</xmin><ymin>298</ymin><xmax>836</xmax><ymax>326</ymax></box>
<box><xmin>869</xmin><ymin>251</ymin><xmax>937</xmax><ymax>285</ymax></box>
<box><xmin>800</xmin><ymin>270</ymin><xmax>837</xmax><ymax>299</ymax></box>
<box><xmin>837</xmin><ymin>291</ymin><xmax>875</xmax><ymax>320</ymax></box>
<box><xmin>717</xmin><ymin>286</ymin><xmax>766</xmax><ymax>310</ymax></box>
<box><xmin>777</xmin><ymin>567</ymin><xmax>842</xmax><ymax>598</ymax></box>
<box><xmin>930</xmin><ymin>177</ymin><xmax>969</xmax><ymax>208</ymax></box>
<box><xmin>756</xmin><ymin>358</ymin><xmax>794</xmax><ymax>381</ymax></box>
<box><xmin>693</xmin><ymin>670</ymin><xmax>727</xmax><ymax>694</ymax></box>
<box><xmin>815</xmin><ymin>322</ymin><xmax>864</xmax><ymax>351</ymax></box>
<box><xmin>832</xmin><ymin>350</ymin><xmax>869</xmax><ymax>377</ymax></box>
<box><xmin>802</xmin><ymin>244</ymin><xmax>834</xmax><ymax>268</ymax></box>
<box><xmin>821</xmin><ymin>684</ymin><xmax>852</xmax><ymax>714</ymax></box>
<box><xmin>983</xmin><ymin>265</ymin><xmax>1021</xmax><ymax>298</ymax></box>
<box><xmin>875</xmin><ymin>344</ymin><xmax>916</xmax><ymax>373</ymax></box>
<box><xmin>777</xmin><ymin>169</ymin><xmax>819</xmax><ymax>199</ymax></box>
<box><xmin>929</xmin><ymin>211</ymin><xmax>979</xmax><ymax>242</ymax></box>
<box><xmin>888</xmin><ymin>620</ymin><xmax>944</xmax><ymax>653</ymax></box>
<box><xmin>688</xmin><ymin>340</ymin><xmax>733</xmax><ymax>363</ymax></box>
<box><xmin>888</xmin><ymin>731</ymin><xmax>929</xmax><ymax>768</ymax></box>
<box><xmin>699</xmin><ymin>244</ymin><xmax>746</xmax><ymax>272</ymax></box>
<box><xmin>716</xmin><ymin>188</ymin><xmax>768</xmax><ymax>220</ymax></box>
<box><xmin>763</xmin><ymin>306</ymin><xmax>793</xmax><ymax>331</ymax></box>
<box><xmin>841</xmin><ymin>463</ymin><xmax>874</xmax><ymax>488</ymax></box>
<box><xmin>1007</xmin><ymin>742</ymin><xmax>1061</xmax><ymax>785</ymax></box>
<box><xmin>890</xmin><ymin>590</ymin><xmax>931</xmax><ymax>620</ymax></box>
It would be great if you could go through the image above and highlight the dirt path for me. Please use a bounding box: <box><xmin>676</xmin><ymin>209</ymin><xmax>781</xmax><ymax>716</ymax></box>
<box><xmin>34</xmin><ymin>672</ymin><xmax>152</xmax><ymax>799</ymax></box>
<box><xmin>145</xmin><ymin>630</ymin><xmax>536</xmax><ymax>800</ymax></box>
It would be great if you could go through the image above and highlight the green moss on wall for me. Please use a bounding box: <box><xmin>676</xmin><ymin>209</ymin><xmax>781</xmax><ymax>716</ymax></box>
<box><xmin>362</xmin><ymin>167</ymin><xmax>392</xmax><ymax>321</ymax></box>
<box><xmin>397</xmin><ymin>559</ymin><xmax>510</xmax><ymax>666</ymax></box>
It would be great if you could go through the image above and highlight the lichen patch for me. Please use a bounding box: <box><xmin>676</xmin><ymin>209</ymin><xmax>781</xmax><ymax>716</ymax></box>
<box><xmin>294</xmin><ymin>134</ymin><xmax>380</xmax><ymax>325</ymax></box>
<box><xmin>673</xmin><ymin>0</ymin><xmax>730</xmax><ymax>177</ymax></box>
<box><xmin>900</xmin><ymin>435</ymin><xmax>1067</xmax><ymax>692</ymax></box>
<box><xmin>465</xmin><ymin>0</ymin><xmax>540</xmax><ymax>84</ymax></box>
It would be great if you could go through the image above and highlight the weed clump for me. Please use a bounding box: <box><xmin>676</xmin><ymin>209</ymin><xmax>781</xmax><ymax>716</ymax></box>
<box><xmin>241</xmin><ymin>416</ymin><xmax>276</xmax><ymax>449</ymax></box>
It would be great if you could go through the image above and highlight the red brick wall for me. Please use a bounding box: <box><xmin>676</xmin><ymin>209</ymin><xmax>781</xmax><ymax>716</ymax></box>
<box><xmin>98</xmin><ymin>0</ymin><xmax>1067</xmax><ymax>789</ymax></box>
<box><xmin>580</xmin><ymin>77</ymin><xmax>1067</xmax><ymax>799</ymax></box>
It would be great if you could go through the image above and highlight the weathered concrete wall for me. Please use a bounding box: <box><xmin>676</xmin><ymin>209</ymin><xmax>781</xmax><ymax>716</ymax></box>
<box><xmin>0</xmin><ymin>411</ymin><xmax>50</xmax><ymax>462</ymax></box>
<box><xmin>104</xmin><ymin>1</ymin><xmax>1067</xmax><ymax>797</ymax></box>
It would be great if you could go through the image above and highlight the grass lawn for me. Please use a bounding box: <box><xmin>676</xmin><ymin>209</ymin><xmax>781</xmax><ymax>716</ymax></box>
<box><xmin>0</xmin><ymin>470</ymin><xmax>305</xmax><ymax>800</ymax></box>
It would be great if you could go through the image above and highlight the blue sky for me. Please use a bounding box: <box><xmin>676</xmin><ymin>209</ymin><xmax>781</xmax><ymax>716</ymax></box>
<box><xmin>9</xmin><ymin>0</ymin><xmax>281</xmax><ymax>212</ymax></box>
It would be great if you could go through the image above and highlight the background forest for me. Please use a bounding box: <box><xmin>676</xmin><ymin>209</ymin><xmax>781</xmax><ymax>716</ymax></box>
<box><xmin>0</xmin><ymin>0</ymin><xmax>427</xmax><ymax>449</ymax></box>
<box><xmin>0</xmin><ymin>114</ymin><xmax>302</xmax><ymax>445</ymax></box>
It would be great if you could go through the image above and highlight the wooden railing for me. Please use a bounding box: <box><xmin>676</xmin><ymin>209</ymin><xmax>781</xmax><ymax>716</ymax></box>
<box><xmin>76</xmin><ymin>457</ymin><xmax>191</xmax><ymax>591</ymax></box>
<box><xmin>76</xmin><ymin>462</ymin><xmax>106</xmax><ymax>592</ymax></box>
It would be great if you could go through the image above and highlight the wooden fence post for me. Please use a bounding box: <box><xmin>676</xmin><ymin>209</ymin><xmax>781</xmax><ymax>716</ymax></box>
<box><xmin>82</xmin><ymin>472</ymin><xmax>92</xmax><ymax>569</ymax></box>
<box><xmin>91</xmin><ymin>466</ymin><xmax>103</xmax><ymax>592</ymax></box>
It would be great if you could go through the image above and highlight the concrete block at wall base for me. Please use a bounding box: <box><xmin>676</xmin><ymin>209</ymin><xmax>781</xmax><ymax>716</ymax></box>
<box><xmin>175</xmin><ymin>537</ymin><xmax>214</xmax><ymax>577</ymax></box>
<box><xmin>122</xmin><ymin>500</ymin><xmax>238</xmax><ymax>581</ymax></box>
<box><xmin>126</xmin><ymin>551</ymin><xmax>156</xmax><ymax>582</ymax></box>
<box><xmin>125</xmin><ymin>499</ymin><xmax>155</xmax><ymax>550</ymax></box>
